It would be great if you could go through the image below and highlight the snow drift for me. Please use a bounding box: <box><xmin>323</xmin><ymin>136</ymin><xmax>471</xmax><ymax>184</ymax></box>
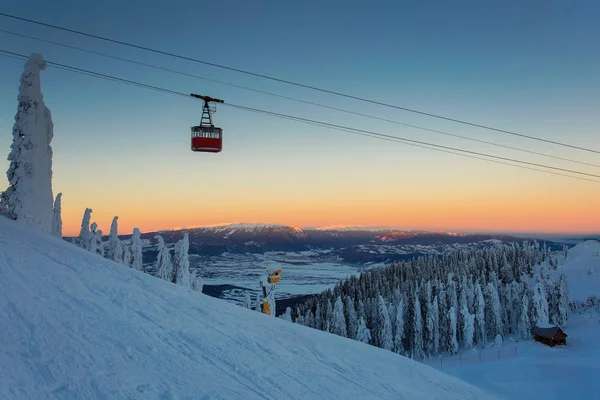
<box><xmin>0</xmin><ymin>216</ymin><xmax>497</xmax><ymax>399</ymax></box>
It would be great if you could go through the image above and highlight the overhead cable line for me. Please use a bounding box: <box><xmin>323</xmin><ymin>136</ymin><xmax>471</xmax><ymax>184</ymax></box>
<box><xmin>1</xmin><ymin>11</ymin><xmax>599</xmax><ymax>155</ymax></box>
<box><xmin>1</xmin><ymin>49</ymin><xmax>598</xmax><ymax>184</ymax></box>
<box><xmin>1</xmin><ymin>29</ymin><xmax>598</xmax><ymax>170</ymax></box>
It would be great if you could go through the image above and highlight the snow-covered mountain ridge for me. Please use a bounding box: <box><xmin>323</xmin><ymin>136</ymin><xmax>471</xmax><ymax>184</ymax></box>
<box><xmin>0</xmin><ymin>216</ymin><xmax>498</xmax><ymax>399</ymax></box>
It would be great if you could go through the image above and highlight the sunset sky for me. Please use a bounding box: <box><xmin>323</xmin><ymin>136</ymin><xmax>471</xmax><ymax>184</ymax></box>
<box><xmin>0</xmin><ymin>1</ymin><xmax>599</xmax><ymax>237</ymax></box>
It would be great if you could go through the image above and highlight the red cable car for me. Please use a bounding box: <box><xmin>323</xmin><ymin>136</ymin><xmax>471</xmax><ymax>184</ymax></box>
<box><xmin>190</xmin><ymin>93</ymin><xmax>224</xmax><ymax>153</ymax></box>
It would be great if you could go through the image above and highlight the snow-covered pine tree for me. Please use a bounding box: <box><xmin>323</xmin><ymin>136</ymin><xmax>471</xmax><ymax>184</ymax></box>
<box><xmin>155</xmin><ymin>235</ymin><xmax>173</xmax><ymax>280</ymax></box>
<box><xmin>323</xmin><ymin>299</ymin><xmax>332</xmax><ymax>332</ymax></box>
<box><xmin>332</xmin><ymin>296</ymin><xmax>347</xmax><ymax>337</ymax></box>
<box><xmin>394</xmin><ymin>298</ymin><xmax>405</xmax><ymax>354</ymax></box>
<box><xmin>448</xmin><ymin>306</ymin><xmax>459</xmax><ymax>354</ymax></box>
<box><xmin>356</xmin><ymin>316</ymin><xmax>371</xmax><ymax>344</ymax></box>
<box><xmin>432</xmin><ymin>295</ymin><xmax>440</xmax><ymax>354</ymax></box>
<box><xmin>107</xmin><ymin>216</ymin><xmax>123</xmax><ymax>263</ymax></box>
<box><xmin>532</xmin><ymin>280</ymin><xmax>549</xmax><ymax>325</ymax></box>
<box><xmin>461</xmin><ymin>303</ymin><xmax>475</xmax><ymax>350</ymax></box>
<box><xmin>51</xmin><ymin>193</ymin><xmax>62</xmax><ymax>238</ymax></box>
<box><xmin>315</xmin><ymin>303</ymin><xmax>322</xmax><ymax>330</ymax></box>
<box><xmin>1</xmin><ymin>54</ymin><xmax>55</xmax><ymax>233</ymax></box>
<box><xmin>425</xmin><ymin>281</ymin><xmax>435</xmax><ymax>356</ymax></box>
<box><xmin>122</xmin><ymin>243</ymin><xmax>132</xmax><ymax>267</ymax></box>
<box><xmin>485</xmin><ymin>280</ymin><xmax>503</xmax><ymax>339</ymax></box>
<box><xmin>243</xmin><ymin>292</ymin><xmax>252</xmax><ymax>309</ymax></box>
<box><xmin>344</xmin><ymin>296</ymin><xmax>358</xmax><ymax>339</ymax></box>
<box><xmin>78</xmin><ymin>208</ymin><xmax>92</xmax><ymax>250</ymax></box>
<box><xmin>130</xmin><ymin>228</ymin><xmax>143</xmax><ymax>271</ymax></box>
<box><xmin>377</xmin><ymin>295</ymin><xmax>393</xmax><ymax>351</ymax></box>
<box><xmin>94</xmin><ymin>228</ymin><xmax>104</xmax><ymax>257</ymax></box>
<box><xmin>557</xmin><ymin>273</ymin><xmax>569</xmax><ymax>327</ymax></box>
<box><xmin>412</xmin><ymin>288</ymin><xmax>424</xmax><ymax>360</ymax></box>
<box><xmin>88</xmin><ymin>222</ymin><xmax>99</xmax><ymax>254</ymax></box>
<box><xmin>279</xmin><ymin>307</ymin><xmax>292</xmax><ymax>322</ymax></box>
<box><xmin>475</xmin><ymin>282</ymin><xmax>486</xmax><ymax>345</ymax></box>
<box><xmin>192</xmin><ymin>270</ymin><xmax>204</xmax><ymax>292</ymax></box>
<box><xmin>174</xmin><ymin>233</ymin><xmax>192</xmax><ymax>289</ymax></box>
<box><xmin>518</xmin><ymin>293</ymin><xmax>531</xmax><ymax>340</ymax></box>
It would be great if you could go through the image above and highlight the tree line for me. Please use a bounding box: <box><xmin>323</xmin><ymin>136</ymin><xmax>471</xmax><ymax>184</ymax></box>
<box><xmin>286</xmin><ymin>241</ymin><xmax>569</xmax><ymax>359</ymax></box>
<box><xmin>72</xmin><ymin>208</ymin><xmax>204</xmax><ymax>291</ymax></box>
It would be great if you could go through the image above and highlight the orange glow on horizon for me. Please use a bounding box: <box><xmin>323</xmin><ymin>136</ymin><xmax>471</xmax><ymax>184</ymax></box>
<box><xmin>60</xmin><ymin>185</ymin><xmax>600</xmax><ymax>237</ymax></box>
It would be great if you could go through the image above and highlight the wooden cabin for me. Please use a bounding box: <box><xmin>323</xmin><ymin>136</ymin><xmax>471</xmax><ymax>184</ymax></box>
<box><xmin>532</xmin><ymin>325</ymin><xmax>568</xmax><ymax>347</ymax></box>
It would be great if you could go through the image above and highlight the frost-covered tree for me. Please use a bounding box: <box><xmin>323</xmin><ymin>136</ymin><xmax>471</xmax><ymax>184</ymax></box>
<box><xmin>432</xmin><ymin>296</ymin><xmax>440</xmax><ymax>354</ymax></box>
<box><xmin>243</xmin><ymin>292</ymin><xmax>252</xmax><ymax>309</ymax></box>
<box><xmin>461</xmin><ymin>303</ymin><xmax>475</xmax><ymax>350</ymax></box>
<box><xmin>78</xmin><ymin>208</ymin><xmax>92</xmax><ymax>250</ymax></box>
<box><xmin>325</xmin><ymin>299</ymin><xmax>334</xmax><ymax>332</ymax></box>
<box><xmin>279</xmin><ymin>307</ymin><xmax>293</xmax><ymax>322</ymax></box>
<box><xmin>332</xmin><ymin>296</ymin><xmax>347</xmax><ymax>337</ymax></box>
<box><xmin>475</xmin><ymin>283</ymin><xmax>486</xmax><ymax>345</ymax></box>
<box><xmin>1</xmin><ymin>54</ymin><xmax>55</xmax><ymax>233</ymax></box>
<box><xmin>518</xmin><ymin>293</ymin><xmax>531</xmax><ymax>340</ymax></box>
<box><xmin>155</xmin><ymin>235</ymin><xmax>173</xmax><ymax>280</ymax></box>
<box><xmin>88</xmin><ymin>222</ymin><xmax>101</xmax><ymax>255</ymax></box>
<box><xmin>532</xmin><ymin>281</ymin><xmax>549</xmax><ymax>325</ymax></box>
<box><xmin>448</xmin><ymin>306</ymin><xmax>459</xmax><ymax>354</ymax></box>
<box><xmin>106</xmin><ymin>216</ymin><xmax>123</xmax><ymax>263</ymax></box>
<box><xmin>51</xmin><ymin>192</ymin><xmax>62</xmax><ymax>238</ymax></box>
<box><xmin>557</xmin><ymin>273</ymin><xmax>569</xmax><ymax>327</ymax></box>
<box><xmin>192</xmin><ymin>270</ymin><xmax>204</xmax><ymax>292</ymax></box>
<box><xmin>315</xmin><ymin>303</ymin><xmax>322</xmax><ymax>330</ymax></box>
<box><xmin>94</xmin><ymin>228</ymin><xmax>104</xmax><ymax>257</ymax></box>
<box><xmin>356</xmin><ymin>316</ymin><xmax>371</xmax><ymax>344</ymax></box>
<box><xmin>377</xmin><ymin>296</ymin><xmax>393</xmax><ymax>351</ymax></box>
<box><xmin>344</xmin><ymin>296</ymin><xmax>358</xmax><ymax>339</ymax></box>
<box><xmin>122</xmin><ymin>243</ymin><xmax>132</xmax><ymax>267</ymax></box>
<box><xmin>485</xmin><ymin>281</ymin><xmax>503</xmax><ymax>338</ymax></box>
<box><xmin>130</xmin><ymin>228</ymin><xmax>143</xmax><ymax>271</ymax></box>
<box><xmin>394</xmin><ymin>298</ymin><xmax>405</xmax><ymax>354</ymax></box>
<box><xmin>412</xmin><ymin>289</ymin><xmax>424</xmax><ymax>359</ymax></box>
<box><xmin>174</xmin><ymin>233</ymin><xmax>192</xmax><ymax>289</ymax></box>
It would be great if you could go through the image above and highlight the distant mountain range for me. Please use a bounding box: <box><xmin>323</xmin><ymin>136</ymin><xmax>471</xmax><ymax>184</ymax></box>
<box><xmin>126</xmin><ymin>223</ymin><xmax>567</xmax><ymax>264</ymax></box>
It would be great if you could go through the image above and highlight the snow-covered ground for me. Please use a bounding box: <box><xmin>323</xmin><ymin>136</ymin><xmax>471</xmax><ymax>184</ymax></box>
<box><xmin>0</xmin><ymin>216</ymin><xmax>497</xmax><ymax>400</ymax></box>
<box><xmin>425</xmin><ymin>240</ymin><xmax>600</xmax><ymax>400</ymax></box>
<box><xmin>438</xmin><ymin>314</ymin><xmax>600</xmax><ymax>400</ymax></box>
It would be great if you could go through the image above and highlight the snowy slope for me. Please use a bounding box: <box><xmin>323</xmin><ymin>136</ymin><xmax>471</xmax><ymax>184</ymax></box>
<box><xmin>0</xmin><ymin>216</ymin><xmax>497</xmax><ymax>400</ymax></box>
<box><xmin>559</xmin><ymin>239</ymin><xmax>600</xmax><ymax>301</ymax></box>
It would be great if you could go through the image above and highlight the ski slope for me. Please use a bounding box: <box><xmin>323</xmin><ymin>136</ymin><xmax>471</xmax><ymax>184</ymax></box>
<box><xmin>559</xmin><ymin>239</ymin><xmax>600</xmax><ymax>301</ymax></box>
<box><xmin>0</xmin><ymin>216</ymin><xmax>497</xmax><ymax>400</ymax></box>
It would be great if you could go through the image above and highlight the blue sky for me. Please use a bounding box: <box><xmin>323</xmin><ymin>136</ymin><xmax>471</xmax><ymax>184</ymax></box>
<box><xmin>0</xmin><ymin>0</ymin><xmax>599</xmax><ymax>235</ymax></box>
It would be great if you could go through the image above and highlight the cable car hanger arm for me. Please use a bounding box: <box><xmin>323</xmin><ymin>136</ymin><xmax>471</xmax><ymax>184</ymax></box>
<box><xmin>190</xmin><ymin>93</ymin><xmax>224</xmax><ymax>103</ymax></box>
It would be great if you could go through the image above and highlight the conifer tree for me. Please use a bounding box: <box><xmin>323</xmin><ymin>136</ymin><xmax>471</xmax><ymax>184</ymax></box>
<box><xmin>332</xmin><ymin>296</ymin><xmax>347</xmax><ymax>337</ymax></box>
<box><xmin>394</xmin><ymin>298</ymin><xmax>405</xmax><ymax>354</ymax></box>
<box><xmin>131</xmin><ymin>228</ymin><xmax>143</xmax><ymax>271</ymax></box>
<box><xmin>78</xmin><ymin>208</ymin><xmax>92</xmax><ymax>250</ymax></box>
<box><xmin>1</xmin><ymin>54</ymin><xmax>55</xmax><ymax>233</ymax></box>
<box><xmin>174</xmin><ymin>233</ymin><xmax>192</xmax><ymax>289</ymax></box>
<box><xmin>344</xmin><ymin>296</ymin><xmax>358</xmax><ymax>339</ymax></box>
<box><xmin>377</xmin><ymin>296</ymin><xmax>393</xmax><ymax>351</ymax></box>
<box><xmin>155</xmin><ymin>235</ymin><xmax>173</xmax><ymax>280</ymax></box>
<box><xmin>107</xmin><ymin>216</ymin><xmax>123</xmax><ymax>263</ymax></box>
<box><xmin>356</xmin><ymin>317</ymin><xmax>371</xmax><ymax>344</ymax></box>
<box><xmin>51</xmin><ymin>193</ymin><xmax>62</xmax><ymax>238</ymax></box>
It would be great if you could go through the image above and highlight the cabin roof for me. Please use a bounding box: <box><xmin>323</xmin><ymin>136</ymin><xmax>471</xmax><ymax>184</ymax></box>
<box><xmin>532</xmin><ymin>325</ymin><xmax>567</xmax><ymax>339</ymax></box>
